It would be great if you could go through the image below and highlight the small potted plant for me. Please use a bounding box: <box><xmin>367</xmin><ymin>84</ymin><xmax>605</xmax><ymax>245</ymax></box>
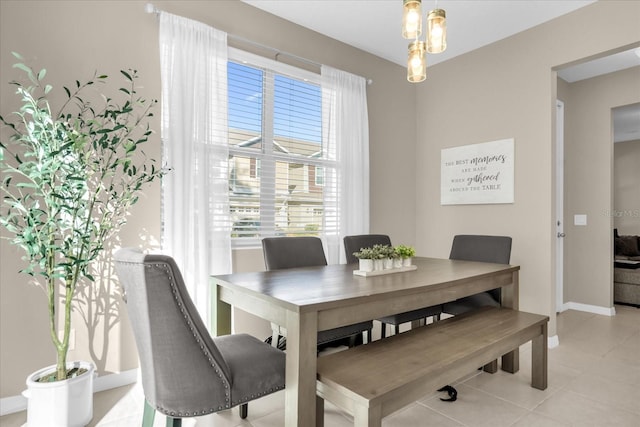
<box><xmin>395</xmin><ymin>245</ymin><xmax>416</xmax><ymax>267</ymax></box>
<box><xmin>374</xmin><ymin>244</ymin><xmax>396</xmax><ymax>269</ymax></box>
<box><xmin>0</xmin><ymin>53</ymin><xmax>165</xmax><ymax>426</ymax></box>
<box><xmin>353</xmin><ymin>247</ymin><xmax>377</xmax><ymax>272</ymax></box>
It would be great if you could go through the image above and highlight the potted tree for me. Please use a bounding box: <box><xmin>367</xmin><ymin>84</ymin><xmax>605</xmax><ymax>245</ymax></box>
<box><xmin>0</xmin><ymin>53</ymin><xmax>165</xmax><ymax>426</ymax></box>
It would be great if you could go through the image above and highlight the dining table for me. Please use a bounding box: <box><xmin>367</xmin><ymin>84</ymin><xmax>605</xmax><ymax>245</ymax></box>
<box><xmin>211</xmin><ymin>256</ymin><xmax>520</xmax><ymax>427</ymax></box>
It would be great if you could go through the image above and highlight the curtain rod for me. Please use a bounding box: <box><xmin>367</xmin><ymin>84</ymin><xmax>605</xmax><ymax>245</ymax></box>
<box><xmin>145</xmin><ymin>3</ymin><xmax>373</xmax><ymax>85</ymax></box>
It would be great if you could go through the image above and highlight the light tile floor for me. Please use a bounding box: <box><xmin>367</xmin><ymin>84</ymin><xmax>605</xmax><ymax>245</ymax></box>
<box><xmin>2</xmin><ymin>305</ymin><xmax>639</xmax><ymax>426</ymax></box>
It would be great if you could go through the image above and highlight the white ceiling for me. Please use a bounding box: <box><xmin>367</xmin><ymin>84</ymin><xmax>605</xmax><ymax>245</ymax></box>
<box><xmin>242</xmin><ymin>0</ymin><xmax>640</xmax><ymax>142</ymax></box>
<box><xmin>243</xmin><ymin>0</ymin><xmax>597</xmax><ymax>68</ymax></box>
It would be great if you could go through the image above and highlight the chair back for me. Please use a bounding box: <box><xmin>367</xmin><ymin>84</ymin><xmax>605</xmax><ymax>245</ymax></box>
<box><xmin>449</xmin><ymin>235</ymin><xmax>512</xmax><ymax>264</ymax></box>
<box><xmin>343</xmin><ymin>234</ymin><xmax>392</xmax><ymax>264</ymax></box>
<box><xmin>114</xmin><ymin>248</ymin><xmax>232</xmax><ymax>415</ymax></box>
<box><xmin>449</xmin><ymin>235</ymin><xmax>512</xmax><ymax>303</ymax></box>
<box><xmin>262</xmin><ymin>237</ymin><xmax>327</xmax><ymax>270</ymax></box>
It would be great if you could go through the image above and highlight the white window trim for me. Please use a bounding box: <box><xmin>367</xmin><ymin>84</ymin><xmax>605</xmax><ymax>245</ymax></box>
<box><xmin>228</xmin><ymin>48</ymin><xmax>334</xmax><ymax>249</ymax></box>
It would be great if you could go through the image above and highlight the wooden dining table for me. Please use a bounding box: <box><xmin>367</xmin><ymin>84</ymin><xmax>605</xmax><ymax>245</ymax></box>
<box><xmin>211</xmin><ymin>257</ymin><xmax>520</xmax><ymax>427</ymax></box>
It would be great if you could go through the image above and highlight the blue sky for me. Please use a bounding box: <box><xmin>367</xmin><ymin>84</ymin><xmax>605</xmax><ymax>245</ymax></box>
<box><xmin>228</xmin><ymin>61</ymin><xmax>322</xmax><ymax>144</ymax></box>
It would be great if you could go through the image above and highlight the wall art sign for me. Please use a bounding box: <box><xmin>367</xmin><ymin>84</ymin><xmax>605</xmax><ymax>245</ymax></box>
<box><xmin>441</xmin><ymin>138</ymin><xmax>514</xmax><ymax>205</ymax></box>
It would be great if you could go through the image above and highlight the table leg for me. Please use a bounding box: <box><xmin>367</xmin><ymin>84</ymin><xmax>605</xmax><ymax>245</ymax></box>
<box><xmin>501</xmin><ymin>270</ymin><xmax>520</xmax><ymax>373</ymax></box>
<box><xmin>284</xmin><ymin>310</ymin><xmax>318</xmax><ymax>427</ymax></box>
<box><xmin>212</xmin><ymin>283</ymin><xmax>231</xmax><ymax>336</ymax></box>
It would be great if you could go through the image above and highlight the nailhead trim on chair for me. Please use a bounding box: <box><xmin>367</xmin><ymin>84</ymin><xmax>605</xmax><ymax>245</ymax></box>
<box><xmin>151</xmin><ymin>262</ymin><xmax>233</xmax><ymax>415</ymax></box>
<box><xmin>124</xmin><ymin>261</ymin><xmax>285</xmax><ymax>418</ymax></box>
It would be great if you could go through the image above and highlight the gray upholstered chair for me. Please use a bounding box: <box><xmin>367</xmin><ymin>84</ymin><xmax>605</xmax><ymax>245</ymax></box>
<box><xmin>343</xmin><ymin>234</ymin><xmax>443</xmax><ymax>339</ymax></box>
<box><xmin>442</xmin><ymin>235</ymin><xmax>512</xmax><ymax>315</ymax></box>
<box><xmin>344</xmin><ymin>234</ymin><xmax>393</xmax><ymax>264</ymax></box>
<box><xmin>114</xmin><ymin>248</ymin><xmax>285</xmax><ymax>426</ymax></box>
<box><xmin>262</xmin><ymin>236</ymin><xmax>373</xmax><ymax>348</ymax></box>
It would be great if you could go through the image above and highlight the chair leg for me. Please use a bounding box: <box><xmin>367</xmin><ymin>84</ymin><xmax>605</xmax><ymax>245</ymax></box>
<box><xmin>240</xmin><ymin>403</ymin><xmax>248</xmax><ymax>419</ymax></box>
<box><xmin>166</xmin><ymin>417</ymin><xmax>182</xmax><ymax>427</ymax></box>
<box><xmin>142</xmin><ymin>400</ymin><xmax>156</xmax><ymax>427</ymax></box>
<box><xmin>381</xmin><ymin>322</ymin><xmax>387</xmax><ymax>339</ymax></box>
<box><xmin>348</xmin><ymin>334</ymin><xmax>357</xmax><ymax>348</ymax></box>
<box><xmin>395</xmin><ymin>324</ymin><xmax>400</xmax><ymax>336</ymax></box>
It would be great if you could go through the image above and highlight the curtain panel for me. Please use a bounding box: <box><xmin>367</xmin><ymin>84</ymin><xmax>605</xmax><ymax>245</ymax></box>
<box><xmin>159</xmin><ymin>12</ymin><xmax>231</xmax><ymax>321</ymax></box>
<box><xmin>321</xmin><ymin>66</ymin><xmax>370</xmax><ymax>264</ymax></box>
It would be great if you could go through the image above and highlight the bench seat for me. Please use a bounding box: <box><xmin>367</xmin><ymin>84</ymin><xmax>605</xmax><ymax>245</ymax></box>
<box><xmin>316</xmin><ymin>307</ymin><xmax>549</xmax><ymax>427</ymax></box>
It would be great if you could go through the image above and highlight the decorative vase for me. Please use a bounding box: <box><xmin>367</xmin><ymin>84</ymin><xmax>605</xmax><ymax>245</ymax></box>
<box><xmin>383</xmin><ymin>258</ymin><xmax>394</xmax><ymax>269</ymax></box>
<box><xmin>359</xmin><ymin>259</ymin><xmax>374</xmax><ymax>272</ymax></box>
<box><xmin>23</xmin><ymin>360</ymin><xmax>95</xmax><ymax>427</ymax></box>
<box><xmin>402</xmin><ymin>257</ymin><xmax>413</xmax><ymax>267</ymax></box>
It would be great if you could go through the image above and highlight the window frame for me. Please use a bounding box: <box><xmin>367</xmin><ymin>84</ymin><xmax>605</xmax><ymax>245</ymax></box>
<box><xmin>228</xmin><ymin>48</ymin><xmax>336</xmax><ymax>248</ymax></box>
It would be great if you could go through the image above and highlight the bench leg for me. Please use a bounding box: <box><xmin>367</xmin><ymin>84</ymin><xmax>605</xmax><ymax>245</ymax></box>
<box><xmin>316</xmin><ymin>395</ymin><xmax>325</xmax><ymax>427</ymax></box>
<box><xmin>531</xmin><ymin>323</ymin><xmax>548</xmax><ymax>390</ymax></box>
<box><xmin>483</xmin><ymin>359</ymin><xmax>498</xmax><ymax>373</ymax></box>
<box><xmin>353</xmin><ymin>403</ymin><xmax>382</xmax><ymax>427</ymax></box>
<box><xmin>501</xmin><ymin>349</ymin><xmax>520</xmax><ymax>373</ymax></box>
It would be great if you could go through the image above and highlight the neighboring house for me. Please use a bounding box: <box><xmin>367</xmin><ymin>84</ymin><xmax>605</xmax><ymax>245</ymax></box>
<box><xmin>228</xmin><ymin>129</ymin><xmax>325</xmax><ymax>237</ymax></box>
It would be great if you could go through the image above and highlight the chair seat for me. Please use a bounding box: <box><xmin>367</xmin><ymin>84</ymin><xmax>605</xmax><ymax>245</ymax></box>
<box><xmin>215</xmin><ymin>334</ymin><xmax>286</xmax><ymax>406</ymax></box>
<box><xmin>377</xmin><ymin>305</ymin><xmax>443</xmax><ymax>326</ymax></box>
<box><xmin>317</xmin><ymin>321</ymin><xmax>373</xmax><ymax>346</ymax></box>
<box><xmin>442</xmin><ymin>293</ymin><xmax>500</xmax><ymax>316</ymax></box>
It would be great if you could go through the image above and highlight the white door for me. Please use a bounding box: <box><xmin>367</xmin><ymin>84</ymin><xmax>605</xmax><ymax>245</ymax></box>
<box><xmin>556</xmin><ymin>100</ymin><xmax>565</xmax><ymax>312</ymax></box>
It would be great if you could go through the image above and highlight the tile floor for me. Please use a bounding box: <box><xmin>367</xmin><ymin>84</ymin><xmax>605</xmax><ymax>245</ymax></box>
<box><xmin>2</xmin><ymin>305</ymin><xmax>639</xmax><ymax>426</ymax></box>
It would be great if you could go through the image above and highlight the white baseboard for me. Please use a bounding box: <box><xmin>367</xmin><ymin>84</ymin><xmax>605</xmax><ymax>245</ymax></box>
<box><xmin>548</xmin><ymin>334</ymin><xmax>560</xmax><ymax>349</ymax></box>
<box><xmin>0</xmin><ymin>368</ymin><xmax>139</xmax><ymax>417</ymax></box>
<box><xmin>564</xmin><ymin>301</ymin><xmax>616</xmax><ymax>316</ymax></box>
<box><xmin>93</xmin><ymin>368</ymin><xmax>139</xmax><ymax>393</ymax></box>
<box><xmin>0</xmin><ymin>394</ymin><xmax>27</xmax><ymax>417</ymax></box>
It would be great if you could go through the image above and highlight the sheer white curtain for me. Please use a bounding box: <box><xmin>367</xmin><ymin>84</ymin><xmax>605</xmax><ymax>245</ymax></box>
<box><xmin>321</xmin><ymin>65</ymin><xmax>370</xmax><ymax>264</ymax></box>
<box><xmin>159</xmin><ymin>12</ymin><xmax>231</xmax><ymax>320</ymax></box>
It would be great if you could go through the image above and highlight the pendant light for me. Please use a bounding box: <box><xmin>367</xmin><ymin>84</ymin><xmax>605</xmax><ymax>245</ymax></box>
<box><xmin>427</xmin><ymin>8</ymin><xmax>447</xmax><ymax>54</ymax></box>
<box><xmin>403</xmin><ymin>1</ymin><xmax>447</xmax><ymax>82</ymax></box>
<box><xmin>407</xmin><ymin>41</ymin><xmax>426</xmax><ymax>83</ymax></box>
<box><xmin>402</xmin><ymin>0</ymin><xmax>422</xmax><ymax>39</ymax></box>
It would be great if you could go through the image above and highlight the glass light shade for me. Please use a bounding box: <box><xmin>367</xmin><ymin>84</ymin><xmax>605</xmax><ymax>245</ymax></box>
<box><xmin>402</xmin><ymin>0</ymin><xmax>422</xmax><ymax>39</ymax></box>
<box><xmin>427</xmin><ymin>8</ymin><xmax>447</xmax><ymax>54</ymax></box>
<box><xmin>407</xmin><ymin>41</ymin><xmax>426</xmax><ymax>83</ymax></box>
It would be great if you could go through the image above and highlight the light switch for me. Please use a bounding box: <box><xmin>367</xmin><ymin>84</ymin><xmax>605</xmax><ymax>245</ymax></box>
<box><xmin>574</xmin><ymin>214</ymin><xmax>587</xmax><ymax>226</ymax></box>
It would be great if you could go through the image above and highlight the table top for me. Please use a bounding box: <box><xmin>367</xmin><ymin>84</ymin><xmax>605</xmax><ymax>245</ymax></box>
<box><xmin>213</xmin><ymin>257</ymin><xmax>519</xmax><ymax>313</ymax></box>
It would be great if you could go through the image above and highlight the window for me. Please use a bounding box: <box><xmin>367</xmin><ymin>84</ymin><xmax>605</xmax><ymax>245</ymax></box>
<box><xmin>228</xmin><ymin>50</ymin><xmax>337</xmax><ymax>245</ymax></box>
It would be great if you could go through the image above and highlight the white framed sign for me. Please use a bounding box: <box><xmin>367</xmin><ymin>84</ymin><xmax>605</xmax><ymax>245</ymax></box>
<box><xmin>441</xmin><ymin>138</ymin><xmax>514</xmax><ymax>205</ymax></box>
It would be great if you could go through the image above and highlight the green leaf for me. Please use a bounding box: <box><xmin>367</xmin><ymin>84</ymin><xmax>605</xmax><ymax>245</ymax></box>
<box><xmin>37</xmin><ymin>68</ymin><xmax>47</xmax><ymax>81</ymax></box>
<box><xmin>120</xmin><ymin>70</ymin><xmax>132</xmax><ymax>81</ymax></box>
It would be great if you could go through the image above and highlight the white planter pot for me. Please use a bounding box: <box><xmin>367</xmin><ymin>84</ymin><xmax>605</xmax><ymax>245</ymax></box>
<box><xmin>373</xmin><ymin>259</ymin><xmax>384</xmax><ymax>271</ymax></box>
<box><xmin>383</xmin><ymin>258</ymin><xmax>394</xmax><ymax>270</ymax></box>
<box><xmin>358</xmin><ymin>259</ymin><xmax>374</xmax><ymax>272</ymax></box>
<box><xmin>393</xmin><ymin>258</ymin><xmax>403</xmax><ymax>269</ymax></box>
<box><xmin>402</xmin><ymin>257</ymin><xmax>413</xmax><ymax>267</ymax></box>
<box><xmin>23</xmin><ymin>361</ymin><xmax>95</xmax><ymax>427</ymax></box>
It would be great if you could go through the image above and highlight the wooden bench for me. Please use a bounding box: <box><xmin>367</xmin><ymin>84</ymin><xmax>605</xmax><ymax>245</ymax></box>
<box><xmin>315</xmin><ymin>307</ymin><xmax>548</xmax><ymax>427</ymax></box>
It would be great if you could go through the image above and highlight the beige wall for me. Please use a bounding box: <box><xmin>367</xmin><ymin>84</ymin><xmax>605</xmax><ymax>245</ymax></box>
<box><xmin>614</xmin><ymin>139</ymin><xmax>640</xmax><ymax>235</ymax></box>
<box><xmin>0</xmin><ymin>0</ymin><xmax>416</xmax><ymax>398</ymax></box>
<box><xmin>2</xmin><ymin>0</ymin><xmax>639</xmax><ymax>401</ymax></box>
<box><xmin>563</xmin><ymin>68</ymin><xmax>640</xmax><ymax>306</ymax></box>
<box><xmin>414</xmin><ymin>1</ymin><xmax>640</xmax><ymax>339</ymax></box>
